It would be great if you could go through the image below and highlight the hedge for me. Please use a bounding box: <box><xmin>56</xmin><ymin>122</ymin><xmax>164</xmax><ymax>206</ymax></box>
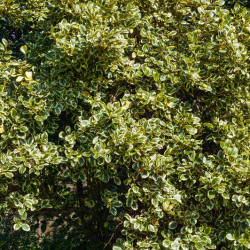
<box><xmin>0</xmin><ymin>0</ymin><xmax>249</xmax><ymax>249</ymax></box>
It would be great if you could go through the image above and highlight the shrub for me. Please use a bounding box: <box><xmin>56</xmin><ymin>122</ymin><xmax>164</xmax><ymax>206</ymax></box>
<box><xmin>0</xmin><ymin>0</ymin><xmax>249</xmax><ymax>249</ymax></box>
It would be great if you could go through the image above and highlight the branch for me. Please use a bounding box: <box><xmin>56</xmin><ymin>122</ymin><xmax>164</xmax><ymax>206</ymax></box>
<box><xmin>104</xmin><ymin>221</ymin><xmax>123</xmax><ymax>249</ymax></box>
<box><xmin>76</xmin><ymin>179</ymin><xmax>85</xmax><ymax>224</ymax></box>
<box><xmin>28</xmin><ymin>207</ymin><xmax>82</xmax><ymax>216</ymax></box>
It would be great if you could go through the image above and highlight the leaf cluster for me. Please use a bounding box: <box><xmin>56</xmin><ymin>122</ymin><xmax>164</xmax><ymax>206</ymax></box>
<box><xmin>0</xmin><ymin>0</ymin><xmax>249</xmax><ymax>249</ymax></box>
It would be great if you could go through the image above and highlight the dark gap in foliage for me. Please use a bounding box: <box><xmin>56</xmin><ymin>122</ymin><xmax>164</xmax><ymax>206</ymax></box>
<box><xmin>201</xmin><ymin>133</ymin><xmax>219</xmax><ymax>155</ymax></box>
<box><xmin>158</xmin><ymin>147</ymin><xmax>166</xmax><ymax>155</ymax></box>
<box><xmin>140</xmin><ymin>110</ymin><xmax>154</xmax><ymax>120</ymax></box>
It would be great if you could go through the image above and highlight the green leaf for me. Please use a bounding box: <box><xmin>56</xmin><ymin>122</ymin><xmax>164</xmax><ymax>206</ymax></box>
<box><xmin>80</xmin><ymin>174</ymin><xmax>87</xmax><ymax>182</ymax></box>
<box><xmin>148</xmin><ymin>224</ymin><xmax>157</xmax><ymax>232</ymax></box>
<box><xmin>79</xmin><ymin>24</ymin><xmax>86</xmax><ymax>33</ymax></box>
<box><xmin>10</xmin><ymin>108</ymin><xmax>18</xmax><ymax>120</ymax></box>
<box><xmin>240</xmin><ymin>222</ymin><xmax>248</xmax><ymax>232</ymax></box>
<box><xmin>208</xmin><ymin>190</ymin><xmax>215</xmax><ymax>199</ymax></box>
<box><xmin>18</xmin><ymin>207</ymin><xmax>25</xmax><ymax>215</ymax></box>
<box><xmin>231</xmin><ymin>147</ymin><xmax>238</xmax><ymax>157</ymax></box>
<box><xmin>187</xmin><ymin>32</ymin><xmax>198</xmax><ymax>42</ymax></box>
<box><xmin>185</xmin><ymin>125</ymin><xmax>197</xmax><ymax>135</ymax></box>
<box><xmin>2</xmin><ymin>38</ymin><xmax>7</xmax><ymax>46</ymax></box>
<box><xmin>203</xmin><ymin>123</ymin><xmax>213</xmax><ymax>129</ymax></box>
<box><xmin>195</xmin><ymin>242</ymin><xmax>204</xmax><ymax>250</ymax></box>
<box><xmin>153</xmin><ymin>72</ymin><xmax>160</xmax><ymax>81</ymax></box>
<box><xmin>13</xmin><ymin>223</ymin><xmax>21</xmax><ymax>231</ymax></box>
<box><xmin>217</xmin><ymin>0</ymin><xmax>225</xmax><ymax>6</ymax></box>
<box><xmin>132</xmin><ymin>185</ymin><xmax>140</xmax><ymax>194</ymax></box>
<box><xmin>78</xmin><ymin>158</ymin><xmax>85</xmax><ymax>167</ymax></box>
<box><xmin>102</xmin><ymin>173</ymin><xmax>110</xmax><ymax>183</ymax></box>
<box><xmin>110</xmin><ymin>207</ymin><xmax>117</xmax><ymax>216</ymax></box>
<box><xmin>131</xmin><ymin>202</ymin><xmax>138</xmax><ymax>211</ymax></box>
<box><xmin>151</xmin><ymin>198</ymin><xmax>159</xmax><ymax>207</ymax></box>
<box><xmin>204</xmin><ymin>227</ymin><xmax>211</xmax><ymax>235</ymax></box>
<box><xmin>113</xmin><ymin>246</ymin><xmax>122</xmax><ymax>250</ymax></box>
<box><xmin>162</xmin><ymin>239</ymin><xmax>171</xmax><ymax>248</ymax></box>
<box><xmin>84</xmin><ymin>199</ymin><xmax>95</xmax><ymax>208</ymax></box>
<box><xmin>171</xmin><ymin>241</ymin><xmax>180</xmax><ymax>250</ymax></box>
<box><xmin>239</xmin><ymin>239</ymin><xmax>250</xmax><ymax>248</ymax></box>
<box><xmin>169</xmin><ymin>221</ymin><xmax>178</xmax><ymax>230</ymax></box>
<box><xmin>55</xmin><ymin>107</ymin><xmax>62</xmax><ymax>115</ymax></box>
<box><xmin>217</xmin><ymin>150</ymin><xmax>225</xmax><ymax>159</ymax></box>
<box><xmin>133</xmin><ymin>71</ymin><xmax>143</xmax><ymax>77</ymax></box>
<box><xmin>172</xmin><ymin>194</ymin><xmax>182</xmax><ymax>203</ymax></box>
<box><xmin>222</xmin><ymin>192</ymin><xmax>230</xmax><ymax>199</ymax></box>
<box><xmin>105</xmin><ymin>155</ymin><xmax>111</xmax><ymax>163</ymax></box>
<box><xmin>212</xmin><ymin>177</ymin><xmax>221</xmax><ymax>185</ymax></box>
<box><xmin>20</xmin><ymin>45</ymin><xmax>28</xmax><ymax>54</ymax></box>
<box><xmin>142</xmin><ymin>64</ymin><xmax>152</xmax><ymax>76</ymax></box>
<box><xmin>113</xmin><ymin>201</ymin><xmax>123</xmax><ymax>208</ymax></box>
<box><xmin>25</xmin><ymin>200</ymin><xmax>33</xmax><ymax>208</ymax></box>
<box><xmin>226</xmin><ymin>234</ymin><xmax>234</xmax><ymax>241</ymax></box>
<box><xmin>25</xmin><ymin>71</ymin><xmax>32</xmax><ymax>80</ymax></box>
<box><xmin>206</xmin><ymin>200</ymin><xmax>214</xmax><ymax>210</ymax></box>
<box><xmin>0</xmin><ymin>43</ymin><xmax>4</xmax><ymax>51</ymax></box>
<box><xmin>21</xmin><ymin>223</ymin><xmax>30</xmax><ymax>231</ymax></box>
<box><xmin>234</xmin><ymin>3</ymin><xmax>241</xmax><ymax>12</ymax></box>
<box><xmin>5</xmin><ymin>172</ymin><xmax>14</xmax><ymax>178</ymax></box>
<box><xmin>114</xmin><ymin>177</ymin><xmax>121</xmax><ymax>185</ymax></box>
<box><xmin>19</xmin><ymin>165</ymin><xmax>26</xmax><ymax>174</ymax></box>
<box><xmin>160</xmin><ymin>74</ymin><xmax>167</xmax><ymax>81</ymax></box>
<box><xmin>19</xmin><ymin>126</ymin><xmax>28</xmax><ymax>133</ymax></box>
<box><xmin>218</xmin><ymin>231</ymin><xmax>226</xmax><ymax>241</ymax></box>
<box><xmin>126</xmin><ymin>196</ymin><xmax>133</xmax><ymax>207</ymax></box>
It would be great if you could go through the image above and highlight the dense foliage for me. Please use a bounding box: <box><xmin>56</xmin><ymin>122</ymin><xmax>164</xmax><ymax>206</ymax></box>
<box><xmin>0</xmin><ymin>0</ymin><xmax>249</xmax><ymax>249</ymax></box>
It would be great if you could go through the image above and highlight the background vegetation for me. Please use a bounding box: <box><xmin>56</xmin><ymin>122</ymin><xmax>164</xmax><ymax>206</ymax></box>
<box><xmin>0</xmin><ymin>0</ymin><xmax>249</xmax><ymax>249</ymax></box>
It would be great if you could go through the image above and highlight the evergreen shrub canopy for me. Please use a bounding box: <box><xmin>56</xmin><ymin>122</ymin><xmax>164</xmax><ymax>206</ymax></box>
<box><xmin>0</xmin><ymin>0</ymin><xmax>249</xmax><ymax>249</ymax></box>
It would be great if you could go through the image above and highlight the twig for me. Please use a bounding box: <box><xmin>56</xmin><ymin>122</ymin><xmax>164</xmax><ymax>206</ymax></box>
<box><xmin>104</xmin><ymin>221</ymin><xmax>123</xmax><ymax>249</ymax></box>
